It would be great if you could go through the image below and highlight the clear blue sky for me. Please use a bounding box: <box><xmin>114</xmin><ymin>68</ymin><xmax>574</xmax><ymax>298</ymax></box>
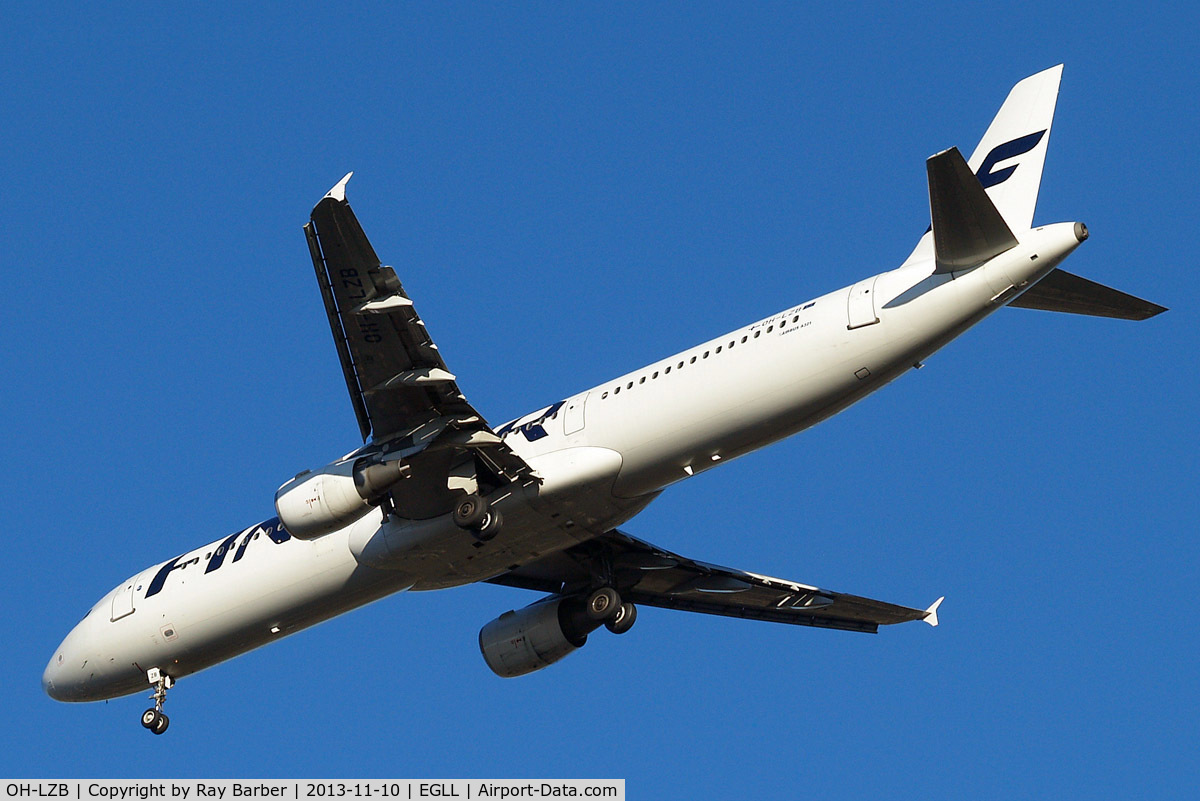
<box><xmin>3</xmin><ymin>2</ymin><xmax>1196</xmax><ymax>796</ymax></box>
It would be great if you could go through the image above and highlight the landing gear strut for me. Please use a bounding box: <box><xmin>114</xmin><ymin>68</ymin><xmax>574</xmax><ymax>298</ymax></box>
<box><xmin>140</xmin><ymin>667</ymin><xmax>172</xmax><ymax>735</ymax></box>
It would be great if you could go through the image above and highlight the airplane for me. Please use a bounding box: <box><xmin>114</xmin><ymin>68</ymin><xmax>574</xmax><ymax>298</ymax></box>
<box><xmin>43</xmin><ymin>65</ymin><xmax>1165</xmax><ymax>735</ymax></box>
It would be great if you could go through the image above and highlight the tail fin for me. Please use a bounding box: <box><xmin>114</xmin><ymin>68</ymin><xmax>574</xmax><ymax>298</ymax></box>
<box><xmin>902</xmin><ymin>66</ymin><xmax>1063</xmax><ymax>266</ymax></box>
<box><xmin>965</xmin><ymin>64</ymin><xmax>1062</xmax><ymax>232</ymax></box>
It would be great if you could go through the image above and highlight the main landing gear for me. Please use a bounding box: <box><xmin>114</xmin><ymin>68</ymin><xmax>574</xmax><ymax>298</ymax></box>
<box><xmin>140</xmin><ymin>667</ymin><xmax>172</xmax><ymax>735</ymax></box>
<box><xmin>453</xmin><ymin>494</ymin><xmax>503</xmax><ymax>542</ymax></box>
<box><xmin>584</xmin><ymin>587</ymin><xmax>638</xmax><ymax>635</ymax></box>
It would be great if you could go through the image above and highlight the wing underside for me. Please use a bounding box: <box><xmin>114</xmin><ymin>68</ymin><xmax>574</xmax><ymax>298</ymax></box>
<box><xmin>304</xmin><ymin>174</ymin><xmax>534</xmax><ymax>489</ymax></box>
<box><xmin>489</xmin><ymin>529</ymin><xmax>939</xmax><ymax>633</ymax></box>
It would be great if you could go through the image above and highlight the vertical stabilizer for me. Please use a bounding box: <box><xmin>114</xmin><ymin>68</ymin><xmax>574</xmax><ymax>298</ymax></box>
<box><xmin>965</xmin><ymin>64</ymin><xmax>1062</xmax><ymax>232</ymax></box>
<box><xmin>902</xmin><ymin>66</ymin><xmax>1063</xmax><ymax>267</ymax></box>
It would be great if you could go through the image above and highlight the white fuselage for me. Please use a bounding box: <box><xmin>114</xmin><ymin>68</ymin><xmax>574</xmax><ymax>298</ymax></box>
<box><xmin>42</xmin><ymin>223</ymin><xmax>1083</xmax><ymax>703</ymax></box>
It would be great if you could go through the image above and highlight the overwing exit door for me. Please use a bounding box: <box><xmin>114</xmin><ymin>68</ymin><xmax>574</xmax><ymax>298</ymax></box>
<box><xmin>564</xmin><ymin>393</ymin><xmax>588</xmax><ymax>435</ymax></box>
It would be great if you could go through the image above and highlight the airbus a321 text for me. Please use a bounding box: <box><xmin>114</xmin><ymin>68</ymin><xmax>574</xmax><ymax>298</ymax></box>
<box><xmin>44</xmin><ymin>66</ymin><xmax>1164</xmax><ymax>734</ymax></box>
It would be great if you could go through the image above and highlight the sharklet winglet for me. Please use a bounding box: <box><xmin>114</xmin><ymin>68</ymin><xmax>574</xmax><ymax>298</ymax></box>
<box><xmin>923</xmin><ymin>596</ymin><xmax>945</xmax><ymax>627</ymax></box>
<box><xmin>324</xmin><ymin>172</ymin><xmax>353</xmax><ymax>202</ymax></box>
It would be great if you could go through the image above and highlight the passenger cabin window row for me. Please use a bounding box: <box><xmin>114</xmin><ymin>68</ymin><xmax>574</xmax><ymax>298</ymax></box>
<box><xmin>599</xmin><ymin>311</ymin><xmax>808</xmax><ymax>400</ymax></box>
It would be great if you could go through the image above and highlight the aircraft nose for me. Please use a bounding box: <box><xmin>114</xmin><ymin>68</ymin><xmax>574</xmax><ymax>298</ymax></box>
<box><xmin>42</xmin><ymin>651</ymin><xmax>65</xmax><ymax>700</ymax></box>
<box><xmin>43</xmin><ymin>616</ymin><xmax>98</xmax><ymax>702</ymax></box>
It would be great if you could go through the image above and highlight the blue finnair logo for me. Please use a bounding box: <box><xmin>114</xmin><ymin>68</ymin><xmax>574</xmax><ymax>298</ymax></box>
<box><xmin>146</xmin><ymin>518</ymin><xmax>291</xmax><ymax>598</ymax></box>
<box><xmin>495</xmin><ymin>400</ymin><xmax>566</xmax><ymax>442</ymax></box>
<box><xmin>975</xmin><ymin>130</ymin><xmax>1047</xmax><ymax>189</ymax></box>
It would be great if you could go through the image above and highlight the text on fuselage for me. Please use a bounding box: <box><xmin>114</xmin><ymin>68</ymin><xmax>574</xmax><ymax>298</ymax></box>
<box><xmin>145</xmin><ymin>519</ymin><xmax>291</xmax><ymax>598</ymax></box>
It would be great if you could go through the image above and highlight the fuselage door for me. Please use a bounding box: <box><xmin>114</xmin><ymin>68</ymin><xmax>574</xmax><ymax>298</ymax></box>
<box><xmin>847</xmin><ymin>276</ymin><xmax>880</xmax><ymax>329</ymax></box>
<box><xmin>110</xmin><ymin>574</ymin><xmax>142</xmax><ymax>622</ymax></box>
<box><xmin>564</xmin><ymin>393</ymin><xmax>588</xmax><ymax>436</ymax></box>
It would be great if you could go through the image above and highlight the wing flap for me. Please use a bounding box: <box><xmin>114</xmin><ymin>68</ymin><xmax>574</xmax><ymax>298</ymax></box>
<box><xmin>1009</xmin><ymin>268</ymin><xmax>1167</xmax><ymax>320</ymax></box>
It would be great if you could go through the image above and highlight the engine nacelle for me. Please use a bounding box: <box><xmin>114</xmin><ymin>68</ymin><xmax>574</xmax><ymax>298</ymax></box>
<box><xmin>275</xmin><ymin>457</ymin><xmax>408</xmax><ymax>540</ymax></box>
<box><xmin>479</xmin><ymin>597</ymin><xmax>599</xmax><ymax>678</ymax></box>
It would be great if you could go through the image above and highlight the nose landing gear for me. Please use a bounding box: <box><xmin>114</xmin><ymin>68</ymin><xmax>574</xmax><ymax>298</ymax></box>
<box><xmin>140</xmin><ymin>667</ymin><xmax>173</xmax><ymax>735</ymax></box>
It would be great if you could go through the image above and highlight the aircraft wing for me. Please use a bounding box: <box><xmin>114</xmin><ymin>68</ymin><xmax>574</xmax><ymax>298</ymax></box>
<box><xmin>488</xmin><ymin>529</ymin><xmax>941</xmax><ymax>633</ymax></box>
<box><xmin>304</xmin><ymin>174</ymin><xmax>533</xmax><ymax>482</ymax></box>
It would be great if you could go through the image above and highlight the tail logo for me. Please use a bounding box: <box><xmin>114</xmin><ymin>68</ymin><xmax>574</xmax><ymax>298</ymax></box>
<box><xmin>976</xmin><ymin>130</ymin><xmax>1047</xmax><ymax>189</ymax></box>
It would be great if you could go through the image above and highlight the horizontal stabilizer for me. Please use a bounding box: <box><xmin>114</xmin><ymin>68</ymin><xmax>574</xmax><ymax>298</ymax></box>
<box><xmin>928</xmin><ymin>147</ymin><xmax>1019</xmax><ymax>274</ymax></box>
<box><xmin>1010</xmin><ymin>269</ymin><xmax>1167</xmax><ymax>320</ymax></box>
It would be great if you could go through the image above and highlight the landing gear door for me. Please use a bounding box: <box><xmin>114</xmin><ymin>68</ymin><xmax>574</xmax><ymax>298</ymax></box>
<box><xmin>564</xmin><ymin>393</ymin><xmax>588</xmax><ymax>436</ymax></box>
<box><xmin>847</xmin><ymin>276</ymin><xmax>880</xmax><ymax>329</ymax></box>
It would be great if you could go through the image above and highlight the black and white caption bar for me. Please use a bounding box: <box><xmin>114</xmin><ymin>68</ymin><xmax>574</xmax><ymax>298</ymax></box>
<box><xmin>0</xmin><ymin>783</ymin><xmax>624</xmax><ymax>801</ymax></box>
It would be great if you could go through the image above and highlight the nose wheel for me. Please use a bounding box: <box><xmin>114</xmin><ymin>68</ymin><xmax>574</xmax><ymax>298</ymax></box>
<box><xmin>140</xmin><ymin>667</ymin><xmax>173</xmax><ymax>735</ymax></box>
<box><xmin>141</xmin><ymin>707</ymin><xmax>169</xmax><ymax>734</ymax></box>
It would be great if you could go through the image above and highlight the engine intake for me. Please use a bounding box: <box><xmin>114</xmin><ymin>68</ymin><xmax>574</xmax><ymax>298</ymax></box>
<box><xmin>275</xmin><ymin>457</ymin><xmax>410</xmax><ymax>539</ymax></box>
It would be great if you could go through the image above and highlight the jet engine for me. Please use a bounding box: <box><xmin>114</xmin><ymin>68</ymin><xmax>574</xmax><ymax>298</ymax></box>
<box><xmin>275</xmin><ymin>457</ymin><xmax>409</xmax><ymax>539</ymax></box>
<box><xmin>479</xmin><ymin>589</ymin><xmax>636</xmax><ymax>677</ymax></box>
